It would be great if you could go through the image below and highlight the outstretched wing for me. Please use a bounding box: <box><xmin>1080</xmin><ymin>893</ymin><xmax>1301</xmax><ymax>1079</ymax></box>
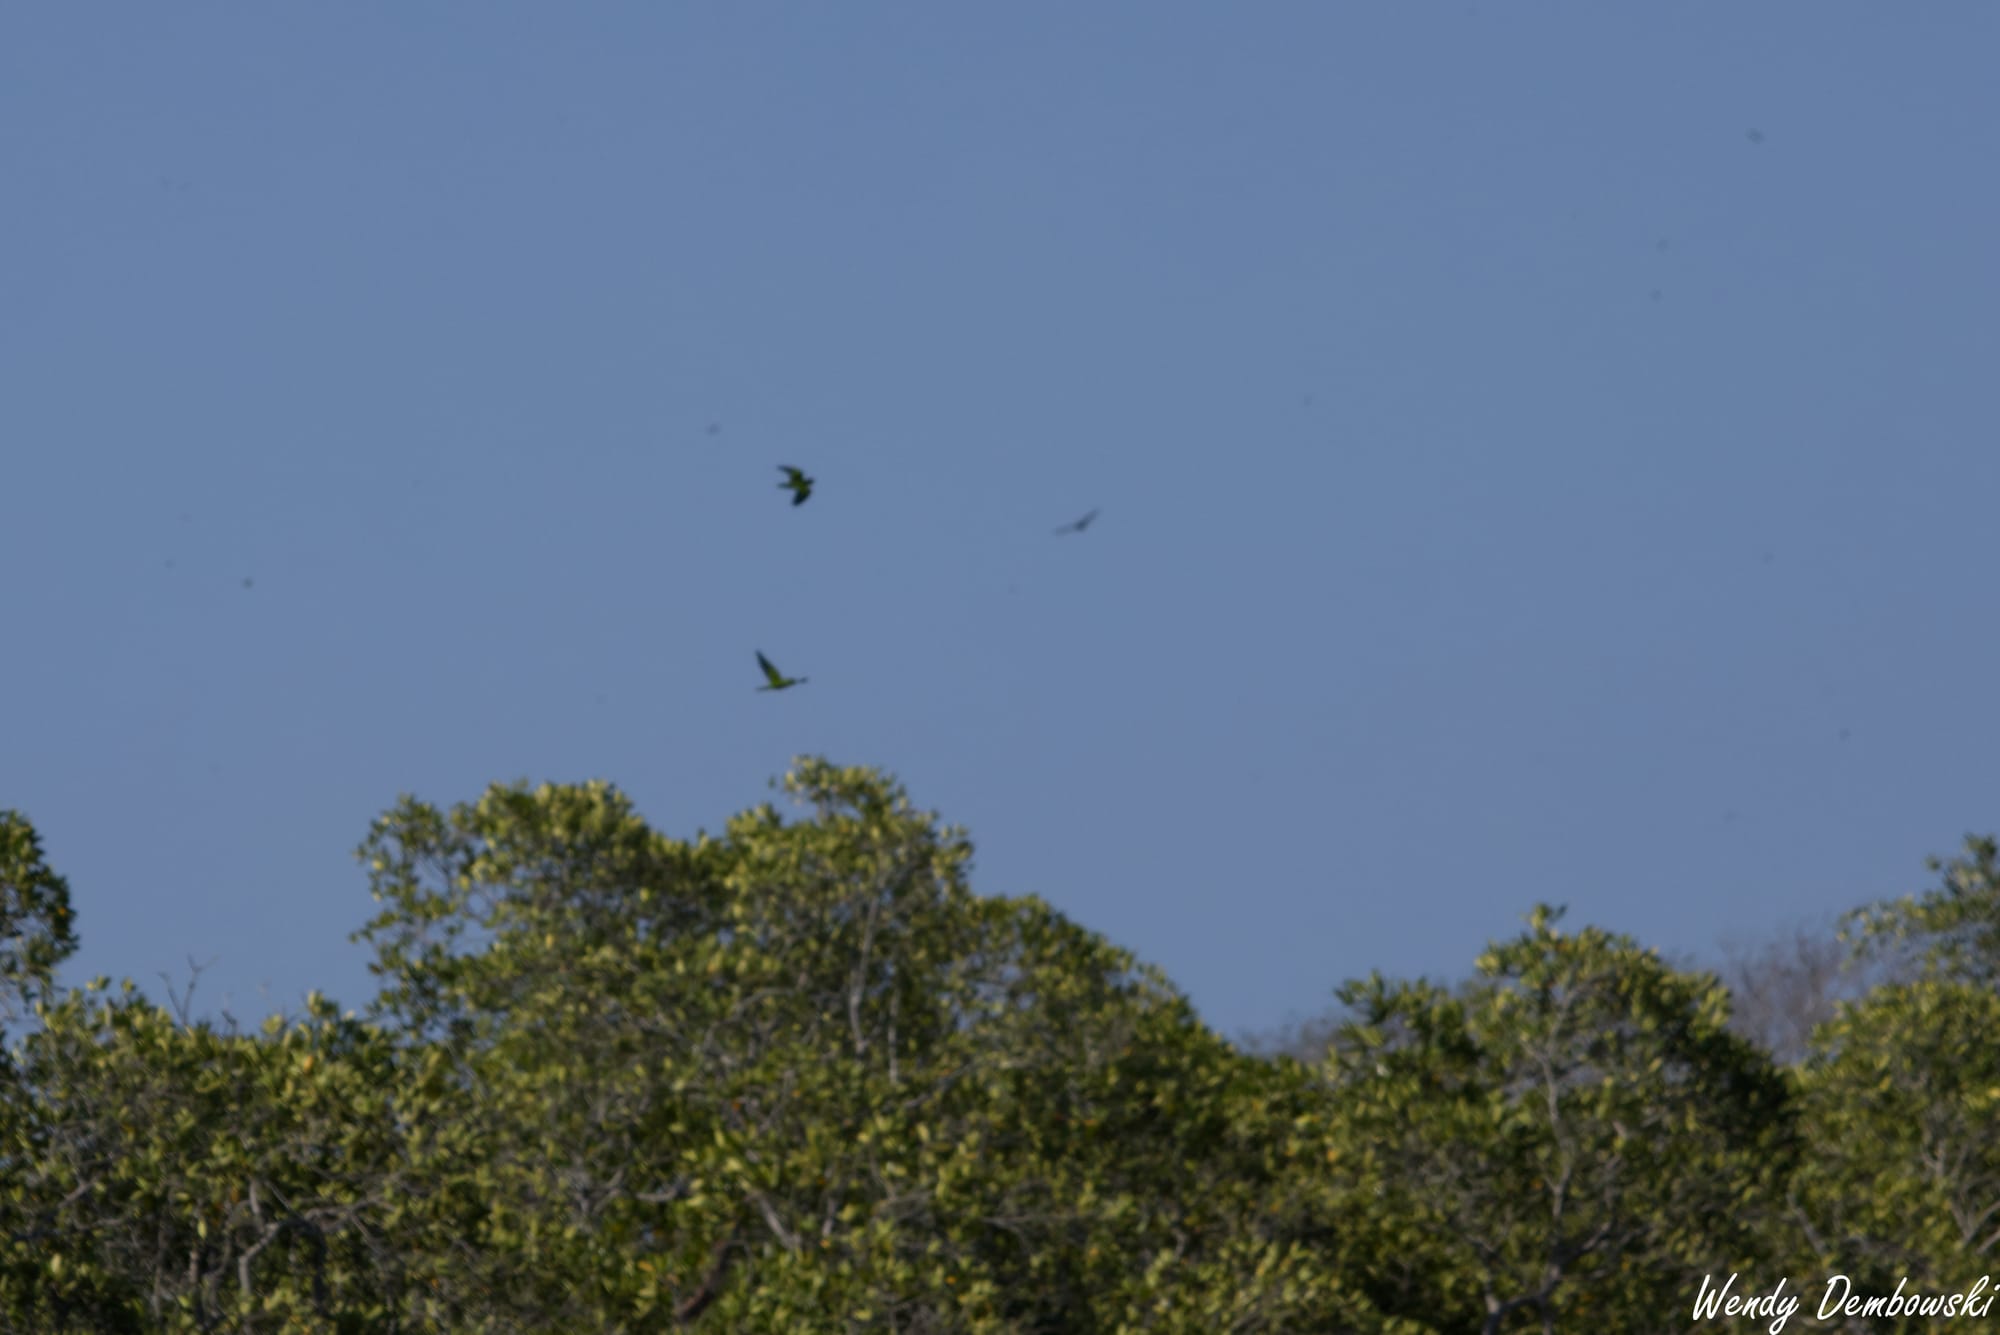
<box><xmin>756</xmin><ymin>651</ymin><xmax>784</xmax><ymax>687</ymax></box>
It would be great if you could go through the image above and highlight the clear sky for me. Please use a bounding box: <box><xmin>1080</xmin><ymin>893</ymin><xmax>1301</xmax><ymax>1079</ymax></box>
<box><xmin>5</xmin><ymin>6</ymin><xmax>1996</xmax><ymax>1040</ymax></box>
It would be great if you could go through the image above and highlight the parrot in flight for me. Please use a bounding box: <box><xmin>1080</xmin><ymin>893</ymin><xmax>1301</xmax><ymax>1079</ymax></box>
<box><xmin>755</xmin><ymin>651</ymin><xmax>808</xmax><ymax>692</ymax></box>
<box><xmin>777</xmin><ymin>466</ymin><xmax>815</xmax><ymax>507</ymax></box>
<box><xmin>1054</xmin><ymin>508</ymin><xmax>1100</xmax><ymax>536</ymax></box>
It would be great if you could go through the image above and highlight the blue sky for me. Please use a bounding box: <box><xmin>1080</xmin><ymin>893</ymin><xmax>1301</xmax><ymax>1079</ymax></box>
<box><xmin>5</xmin><ymin>6</ymin><xmax>1996</xmax><ymax>1039</ymax></box>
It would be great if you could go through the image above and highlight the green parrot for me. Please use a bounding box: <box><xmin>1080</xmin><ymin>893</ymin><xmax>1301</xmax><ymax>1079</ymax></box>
<box><xmin>755</xmin><ymin>651</ymin><xmax>808</xmax><ymax>692</ymax></box>
<box><xmin>777</xmin><ymin>465</ymin><xmax>815</xmax><ymax>507</ymax></box>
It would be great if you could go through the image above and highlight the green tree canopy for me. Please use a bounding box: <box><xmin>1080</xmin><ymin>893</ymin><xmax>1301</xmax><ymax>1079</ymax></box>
<box><xmin>1786</xmin><ymin>978</ymin><xmax>2000</xmax><ymax>1322</ymax></box>
<box><xmin>1846</xmin><ymin>834</ymin><xmax>2000</xmax><ymax>987</ymax></box>
<box><xmin>0</xmin><ymin>810</ymin><xmax>80</xmax><ymax>1032</ymax></box>
<box><xmin>6</xmin><ymin>774</ymin><xmax>1999</xmax><ymax>1333</ymax></box>
<box><xmin>1317</xmin><ymin>906</ymin><xmax>1795</xmax><ymax>1335</ymax></box>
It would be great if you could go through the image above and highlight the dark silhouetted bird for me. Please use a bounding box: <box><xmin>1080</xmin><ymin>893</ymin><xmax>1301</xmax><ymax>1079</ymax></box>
<box><xmin>1054</xmin><ymin>508</ymin><xmax>1100</xmax><ymax>536</ymax></box>
<box><xmin>755</xmin><ymin>651</ymin><xmax>807</xmax><ymax>692</ymax></box>
<box><xmin>777</xmin><ymin>466</ymin><xmax>814</xmax><ymax>506</ymax></box>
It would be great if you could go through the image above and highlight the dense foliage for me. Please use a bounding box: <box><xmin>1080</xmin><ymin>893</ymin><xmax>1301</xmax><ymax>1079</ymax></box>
<box><xmin>2</xmin><ymin>762</ymin><xmax>1994</xmax><ymax>1332</ymax></box>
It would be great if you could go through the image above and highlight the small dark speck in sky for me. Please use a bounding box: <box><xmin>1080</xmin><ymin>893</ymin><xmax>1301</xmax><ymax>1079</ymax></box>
<box><xmin>1761</xmin><ymin>549</ymin><xmax>1776</xmax><ymax>565</ymax></box>
<box><xmin>705</xmin><ymin>422</ymin><xmax>722</xmax><ymax>437</ymax></box>
<box><xmin>1650</xmin><ymin>289</ymin><xmax>1663</xmax><ymax>303</ymax></box>
<box><xmin>241</xmin><ymin>577</ymin><xmax>254</xmax><ymax>590</ymax></box>
<box><xmin>1054</xmin><ymin>508</ymin><xmax>1101</xmax><ymax>536</ymax></box>
<box><xmin>1839</xmin><ymin>728</ymin><xmax>1851</xmax><ymax>742</ymax></box>
<box><xmin>164</xmin><ymin>559</ymin><xmax>176</xmax><ymax>570</ymax></box>
<box><xmin>1655</xmin><ymin>238</ymin><xmax>1670</xmax><ymax>253</ymax></box>
<box><xmin>1746</xmin><ymin>128</ymin><xmax>1765</xmax><ymax>145</ymax></box>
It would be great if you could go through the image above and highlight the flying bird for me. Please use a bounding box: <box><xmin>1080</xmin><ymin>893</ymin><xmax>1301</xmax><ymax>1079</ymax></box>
<box><xmin>755</xmin><ymin>651</ymin><xmax>808</xmax><ymax>692</ymax></box>
<box><xmin>777</xmin><ymin>466</ymin><xmax>814</xmax><ymax>507</ymax></box>
<box><xmin>1054</xmin><ymin>508</ymin><xmax>1100</xmax><ymax>536</ymax></box>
